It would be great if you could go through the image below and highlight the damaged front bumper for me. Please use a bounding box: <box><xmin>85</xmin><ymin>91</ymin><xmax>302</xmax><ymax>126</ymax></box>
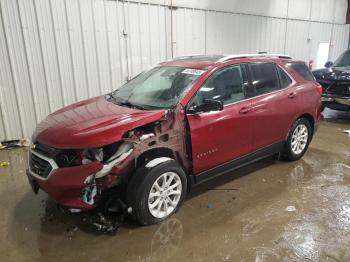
<box><xmin>322</xmin><ymin>94</ymin><xmax>350</xmax><ymax>111</ymax></box>
<box><xmin>322</xmin><ymin>95</ymin><xmax>350</xmax><ymax>111</ymax></box>
<box><xmin>322</xmin><ymin>95</ymin><xmax>350</xmax><ymax>106</ymax></box>
<box><xmin>27</xmin><ymin>139</ymin><xmax>136</xmax><ymax>210</ymax></box>
<box><xmin>27</xmin><ymin>160</ymin><xmax>103</xmax><ymax>209</ymax></box>
<box><xmin>320</xmin><ymin>81</ymin><xmax>350</xmax><ymax>110</ymax></box>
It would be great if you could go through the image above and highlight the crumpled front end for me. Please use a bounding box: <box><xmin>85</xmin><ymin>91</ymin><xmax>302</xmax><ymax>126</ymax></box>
<box><xmin>27</xmin><ymin>158</ymin><xmax>102</xmax><ymax>209</ymax></box>
<box><xmin>26</xmin><ymin>141</ymin><xmax>134</xmax><ymax>210</ymax></box>
<box><xmin>26</xmin><ymin>108</ymin><xmax>188</xmax><ymax>211</ymax></box>
<box><xmin>313</xmin><ymin>68</ymin><xmax>350</xmax><ymax>111</ymax></box>
<box><xmin>321</xmin><ymin>82</ymin><xmax>350</xmax><ymax>110</ymax></box>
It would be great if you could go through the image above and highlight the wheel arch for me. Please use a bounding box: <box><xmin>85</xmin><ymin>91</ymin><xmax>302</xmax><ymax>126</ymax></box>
<box><xmin>297</xmin><ymin>113</ymin><xmax>315</xmax><ymax>134</ymax></box>
<box><xmin>287</xmin><ymin>113</ymin><xmax>315</xmax><ymax>140</ymax></box>
<box><xmin>135</xmin><ymin>147</ymin><xmax>177</xmax><ymax>169</ymax></box>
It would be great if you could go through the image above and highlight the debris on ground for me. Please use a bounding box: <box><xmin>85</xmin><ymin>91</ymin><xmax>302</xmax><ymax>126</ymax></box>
<box><xmin>0</xmin><ymin>161</ymin><xmax>10</xmax><ymax>167</ymax></box>
<box><xmin>207</xmin><ymin>203</ymin><xmax>213</xmax><ymax>209</ymax></box>
<box><xmin>82</xmin><ymin>198</ymin><xmax>129</xmax><ymax>233</ymax></box>
<box><xmin>65</xmin><ymin>226</ymin><xmax>79</xmax><ymax>240</ymax></box>
<box><xmin>344</xmin><ymin>130</ymin><xmax>350</xmax><ymax>136</ymax></box>
<box><xmin>285</xmin><ymin>206</ymin><xmax>297</xmax><ymax>212</ymax></box>
<box><xmin>83</xmin><ymin>212</ymin><xmax>122</xmax><ymax>233</ymax></box>
<box><xmin>0</xmin><ymin>139</ymin><xmax>28</xmax><ymax>150</ymax></box>
<box><xmin>227</xmin><ymin>197</ymin><xmax>236</xmax><ymax>204</ymax></box>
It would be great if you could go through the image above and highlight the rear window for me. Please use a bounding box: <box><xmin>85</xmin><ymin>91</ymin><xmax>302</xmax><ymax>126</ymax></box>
<box><xmin>288</xmin><ymin>63</ymin><xmax>315</xmax><ymax>81</ymax></box>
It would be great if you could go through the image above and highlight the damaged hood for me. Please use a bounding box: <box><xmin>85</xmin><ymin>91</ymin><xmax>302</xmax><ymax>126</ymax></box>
<box><xmin>33</xmin><ymin>96</ymin><xmax>166</xmax><ymax>149</ymax></box>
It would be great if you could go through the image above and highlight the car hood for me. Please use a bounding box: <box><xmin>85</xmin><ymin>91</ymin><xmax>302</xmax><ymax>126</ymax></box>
<box><xmin>33</xmin><ymin>96</ymin><xmax>166</xmax><ymax>149</ymax></box>
<box><xmin>313</xmin><ymin>67</ymin><xmax>350</xmax><ymax>81</ymax></box>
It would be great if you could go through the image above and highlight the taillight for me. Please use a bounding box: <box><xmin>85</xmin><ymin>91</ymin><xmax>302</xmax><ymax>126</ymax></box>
<box><xmin>315</xmin><ymin>84</ymin><xmax>323</xmax><ymax>95</ymax></box>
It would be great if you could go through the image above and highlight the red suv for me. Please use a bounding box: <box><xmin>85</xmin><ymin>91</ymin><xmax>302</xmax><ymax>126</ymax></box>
<box><xmin>27</xmin><ymin>54</ymin><xmax>322</xmax><ymax>225</ymax></box>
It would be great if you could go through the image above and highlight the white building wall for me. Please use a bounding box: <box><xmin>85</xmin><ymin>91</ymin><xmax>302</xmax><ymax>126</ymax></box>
<box><xmin>0</xmin><ymin>0</ymin><xmax>349</xmax><ymax>141</ymax></box>
<box><xmin>330</xmin><ymin>24</ymin><xmax>350</xmax><ymax>61</ymax></box>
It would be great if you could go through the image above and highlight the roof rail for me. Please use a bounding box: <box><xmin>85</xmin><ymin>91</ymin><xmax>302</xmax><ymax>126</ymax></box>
<box><xmin>173</xmin><ymin>54</ymin><xmax>204</xmax><ymax>60</ymax></box>
<box><xmin>216</xmin><ymin>54</ymin><xmax>292</xmax><ymax>63</ymax></box>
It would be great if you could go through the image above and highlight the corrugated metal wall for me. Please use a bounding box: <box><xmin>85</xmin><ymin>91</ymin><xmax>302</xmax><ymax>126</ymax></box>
<box><xmin>0</xmin><ymin>0</ymin><xmax>349</xmax><ymax>141</ymax></box>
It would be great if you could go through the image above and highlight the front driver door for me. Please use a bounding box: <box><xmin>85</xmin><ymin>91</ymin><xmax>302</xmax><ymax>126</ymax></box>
<box><xmin>186</xmin><ymin>64</ymin><xmax>254</xmax><ymax>174</ymax></box>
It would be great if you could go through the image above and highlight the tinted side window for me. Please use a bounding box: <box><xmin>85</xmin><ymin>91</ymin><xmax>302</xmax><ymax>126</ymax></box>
<box><xmin>248</xmin><ymin>63</ymin><xmax>280</xmax><ymax>95</ymax></box>
<box><xmin>277</xmin><ymin>66</ymin><xmax>293</xmax><ymax>88</ymax></box>
<box><xmin>190</xmin><ymin>65</ymin><xmax>247</xmax><ymax>106</ymax></box>
<box><xmin>288</xmin><ymin>63</ymin><xmax>315</xmax><ymax>81</ymax></box>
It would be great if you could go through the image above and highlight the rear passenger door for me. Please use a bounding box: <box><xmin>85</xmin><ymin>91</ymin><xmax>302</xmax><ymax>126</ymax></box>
<box><xmin>247</xmin><ymin>63</ymin><xmax>297</xmax><ymax>151</ymax></box>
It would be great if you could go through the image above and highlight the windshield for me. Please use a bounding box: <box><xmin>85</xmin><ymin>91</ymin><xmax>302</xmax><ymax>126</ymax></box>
<box><xmin>110</xmin><ymin>67</ymin><xmax>204</xmax><ymax>110</ymax></box>
<box><xmin>334</xmin><ymin>50</ymin><xmax>350</xmax><ymax>67</ymax></box>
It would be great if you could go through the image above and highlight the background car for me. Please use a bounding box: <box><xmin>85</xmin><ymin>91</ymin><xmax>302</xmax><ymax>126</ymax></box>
<box><xmin>313</xmin><ymin>50</ymin><xmax>350</xmax><ymax>111</ymax></box>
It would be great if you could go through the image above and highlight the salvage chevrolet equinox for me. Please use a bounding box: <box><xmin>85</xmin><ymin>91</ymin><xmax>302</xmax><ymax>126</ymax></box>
<box><xmin>27</xmin><ymin>54</ymin><xmax>322</xmax><ymax>225</ymax></box>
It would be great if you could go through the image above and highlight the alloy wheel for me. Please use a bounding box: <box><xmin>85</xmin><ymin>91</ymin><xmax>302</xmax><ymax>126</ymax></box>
<box><xmin>291</xmin><ymin>123</ymin><xmax>309</xmax><ymax>155</ymax></box>
<box><xmin>148</xmin><ymin>172</ymin><xmax>182</xmax><ymax>219</ymax></box>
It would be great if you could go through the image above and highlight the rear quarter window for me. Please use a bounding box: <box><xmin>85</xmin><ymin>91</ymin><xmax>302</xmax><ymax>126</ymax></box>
<box><xmin>277</xmin><ymin>66</ymin><xmax>293</xmax><ymax>88</ymax></box>
<box><xmin>287</xmin><ymin>63</ymin><xmax>315</xmax><ymax>81</ymax></box>
<box><xmin>248</xmin><ymin>63</ymin><xmax>280</xmax><ymax>96</ymax></box>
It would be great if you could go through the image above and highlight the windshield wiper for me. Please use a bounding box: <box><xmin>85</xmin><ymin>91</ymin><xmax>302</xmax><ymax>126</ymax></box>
<box><xmin>107</xmin><ymin>93</ymin><xmax>160</xmax><ymax>110</ymax></box>
<box><xmin>115</xmin><ymin>100</ymin><xmax>150</xmax><ymax>110</ymax></box>
<box><xmin>116</xmin><ymin>100</ymin><xmax>132</xmax><ymax>107</ymax></box>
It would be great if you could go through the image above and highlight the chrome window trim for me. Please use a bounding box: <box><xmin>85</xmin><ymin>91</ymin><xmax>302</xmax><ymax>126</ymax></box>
<box><xmin>28</xmin><ymin>149</ymin><xmax>58</xmax><ymax>181</ymax></box>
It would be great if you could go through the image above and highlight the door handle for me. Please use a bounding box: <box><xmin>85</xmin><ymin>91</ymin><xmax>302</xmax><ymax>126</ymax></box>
<box><xmin>239</xmin><ymin>106</ymin><xmax>251</xmax><ymax>114</ymax></box>
<box><xmin>288</xmin><ymin>92</ymin><xmax>297</xmax><ymax>99</ymax></box>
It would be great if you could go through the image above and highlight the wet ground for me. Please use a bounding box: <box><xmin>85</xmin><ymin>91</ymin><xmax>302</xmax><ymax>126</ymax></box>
<box><xmin>0</xmin><ymin>108</ymin><xmax>349</xmax><ymax>262</ymax></box>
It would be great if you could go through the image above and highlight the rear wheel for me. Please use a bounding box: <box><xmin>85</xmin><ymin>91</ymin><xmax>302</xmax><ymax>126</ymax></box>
<box><xmin>126</xmin><ymin>159</ymin><xmax>187</xmax><ymax>225</ymax></box>
<box><xmin>283</xmin><ymin>118</ymin><xmax>312</xmax><ymax>161</ymax></box>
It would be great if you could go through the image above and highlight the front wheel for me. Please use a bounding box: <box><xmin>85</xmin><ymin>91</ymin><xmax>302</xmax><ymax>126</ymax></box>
<box><xmin>126</xmin><ymin>159</ymin><xmax>187</xmax><ymax>225</ymax></box>
<box><xmin>283</xmin><ymin>118</ymin><xmax>312</xmax><ymax>161</ymax></box>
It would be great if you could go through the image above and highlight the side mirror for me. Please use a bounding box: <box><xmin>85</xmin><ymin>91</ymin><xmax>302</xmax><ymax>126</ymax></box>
<box><xmin>324</xmin><ymin>61</ymin><xmax>333</xmax><ymax>68</ymax></box>
<box><xmin>187</xmin><ymin>99</ymin><xmax>223</xmax><ymax>114</ymax></box>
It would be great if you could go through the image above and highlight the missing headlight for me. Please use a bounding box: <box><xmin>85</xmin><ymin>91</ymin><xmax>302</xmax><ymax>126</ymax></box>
<box><xmin>82</xmin><ymin>141</ymin><xmax>133</xmax><ymax>165</ymax></box>
<box><xmin>85</xmin><ymin>148</ymin><xmax>104</xmax><ymax>162</ymax></box>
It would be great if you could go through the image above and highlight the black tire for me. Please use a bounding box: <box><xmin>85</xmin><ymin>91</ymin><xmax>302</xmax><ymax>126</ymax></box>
<box><xmin>283</xmin><ymin>118</ymin><xmax>312</xmax><ymax>161</ymax></box>
<box><xmin>126</xmin><ymin>159</ymin><xmax>187</xmax><ymax>225</ymax></box>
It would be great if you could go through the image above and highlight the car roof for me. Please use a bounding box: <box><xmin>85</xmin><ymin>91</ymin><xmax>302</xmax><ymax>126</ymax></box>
<box><xmin>159</xmin><ymin>55</ymin><xmax>224</xmax><ymax>69</ymax></box>
<box><xmin>159</xmin><ymin>54</ymin><xmax>304</xmax><ymax>69</ymax></box>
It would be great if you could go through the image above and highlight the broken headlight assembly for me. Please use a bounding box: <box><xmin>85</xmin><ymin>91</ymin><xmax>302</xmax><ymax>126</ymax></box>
<box><xmin>80</xmin><ymin>141</ymin><xmax>134</xmax><ymax>207</ymax></box>
<box><xmin>82</xmin><ymin>148</ymin><xmax>103</xmax><ymax>164</ymax></box>
<box><xmin>82</xmin><ymin>142</ymin><xmax>134</xmax><ymax>176</ymax></box>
